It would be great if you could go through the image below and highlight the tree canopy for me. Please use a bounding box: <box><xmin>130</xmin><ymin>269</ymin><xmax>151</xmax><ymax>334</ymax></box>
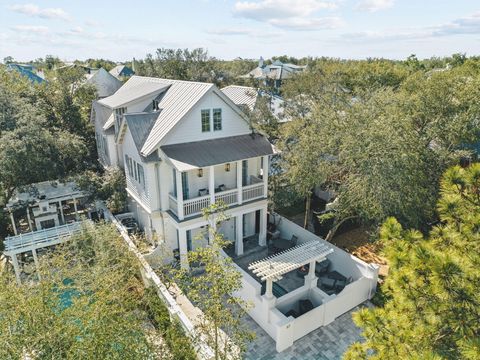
<box><xmin>277</xmin><ymin>58</ymin><xmax>480</xmax><ymax>231</ymax></box>
<box><xmin>0</xmin><ymin>223</ymin><xmax>163</xmax><ymax>359</ymax></box>
<box><xmin>345</xmin><ymin>164</ymin><xmax>480</xmax><ymax>359</ymax></box>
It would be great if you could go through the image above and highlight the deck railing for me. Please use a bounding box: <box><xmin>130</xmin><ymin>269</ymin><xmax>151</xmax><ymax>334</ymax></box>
<box><xmin>242</xmin><ymin>183</ymin><xmax>264</xmax><ymax>202</ymax></box>
<box><xmin>214</xmin><ymin>188</ymin><xmax>238</xmax><ymax>206</ymax></box>
<box><xmin>168</xmin><ymin>194</ymin><xmax>178</xmax><ymax>216</ymax></box>
<box><xmin>169</xmin><ymin>182</ymin><xmax>266</xmax><ymax>218</ymax></box>
<box><xmin>184</xmin><ymin>195</ymin><xmax>210</xmax><ymax>217</ymax></box>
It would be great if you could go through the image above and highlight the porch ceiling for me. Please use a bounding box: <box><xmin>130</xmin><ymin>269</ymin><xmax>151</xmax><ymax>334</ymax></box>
<box><xmin>248</xmin><ymin>241</ymin><xmax>333</xmax><ymax>282</ymax></box>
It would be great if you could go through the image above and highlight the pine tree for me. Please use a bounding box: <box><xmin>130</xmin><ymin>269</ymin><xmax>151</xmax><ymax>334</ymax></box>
<box><xmin>345</xmin><ymin>164</ymin><xmax>480</xmax><ymax>359</ymax></box>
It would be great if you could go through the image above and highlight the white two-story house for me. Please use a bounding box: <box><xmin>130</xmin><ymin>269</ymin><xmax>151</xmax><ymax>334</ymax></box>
<box><xmin>93</xmin><ymin>76</ymin><xmax>275</xmax><ymax>267</ymax></box>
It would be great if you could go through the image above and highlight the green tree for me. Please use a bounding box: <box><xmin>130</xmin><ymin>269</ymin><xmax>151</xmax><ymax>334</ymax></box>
<box><xmin>0</xmin><ymin>74</ymin><xmax>87</xmax><ymax>205</ymax></box>
<box><xmin>0</xmin><ymin>223</ymin><xmax>162</xmax><ymax>359</ymax></box>
<box><xmin>175</xmin><ymin>203</ymin><xmax>254</xmax><ymax>359</ymax></box>
<box><xmin>345</xmin><ymin>164</ymin><xmax>480</xmax><ymax>360</ymax></box>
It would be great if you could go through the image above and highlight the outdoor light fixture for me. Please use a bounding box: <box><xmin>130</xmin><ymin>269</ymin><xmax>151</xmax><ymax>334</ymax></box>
<box><xmin>198</xmin><ymin>168</ymin><xmax>203</xmax><ymax>177</ymax></box>
<box><xmin>225</xmin><ymin>163</ymin><xmax>231</xmax><ymax>172</ymax></box>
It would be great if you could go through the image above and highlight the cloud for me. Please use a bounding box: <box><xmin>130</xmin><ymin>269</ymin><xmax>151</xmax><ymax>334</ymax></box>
<box><xmin>269</xmin><ymin>16</ymin><xmax>343</xmax><ymax>30</ymax></box>
<box><xmin>342</xmin><ymin>12</ymin><xmax>480</xmax><ymax>42</ymax></box>
<box><xmin>11</xmin><ymin>25</ymin><xmax>49</xmax><ymax>34</ymax></box>
<box><xmin>206</xmin><ymin>28</ymin><xmax>252</xmax><ymax>36</ymax></box>
<box><xmin>8</xmin><ymin>3</ymin><xmax>71</xmax><ymax>21</ymax></box>
<box><xmin>356</xmin><ymin>0</ymin><xmax>394</xmax><ymax>12</ymax></box>
<box><xmin>233</xmin><ymin>0</ymin><xmax>342</xmax><ymax>30</ymax></box>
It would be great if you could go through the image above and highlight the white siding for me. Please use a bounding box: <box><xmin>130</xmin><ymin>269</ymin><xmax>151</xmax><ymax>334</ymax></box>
<box><xmin>161</xmin><ymin>91</ymin><xmax>251</xmax><ymax>146</ymax></box>
<box><xmin>122</xmin><ymin>127</ymin><xmax>154</xmax><ymax>210</ymax></box>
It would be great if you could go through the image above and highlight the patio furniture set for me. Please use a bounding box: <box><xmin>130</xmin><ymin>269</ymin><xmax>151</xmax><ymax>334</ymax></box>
<box><xmin>296</xmin><ymin>259</ymin><xmax>352</xmax><ymax>295</ymax></box>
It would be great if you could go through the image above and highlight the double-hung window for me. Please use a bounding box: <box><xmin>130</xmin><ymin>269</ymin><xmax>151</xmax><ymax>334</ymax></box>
<box><xmin>125</xmin><ymin>155</ymin><xmax>134</xmax><ymax>178</ymax></box>
<box><xmin>137</xmin><ymin>163</ymin><xmax>145</xmax><ymax>188</ymax></box>
<box><xmin>201</xmin><ymin>109</ymin><xmax>210</xmax><ymax>132</ymax></box>
<box><xmin>213</xmin><ymin>108</ymin><xmax>222</xmax><ymax>131</ymax></box>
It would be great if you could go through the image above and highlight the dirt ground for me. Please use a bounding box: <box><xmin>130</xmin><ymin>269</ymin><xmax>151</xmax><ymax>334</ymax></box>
<box><xmin>283</xmin><ymin>211</ymin><xmax>389</xmax><ymax>277</ymax></box>
<box><xmin>331</xmin><ymin>227</ymin><xmax>389</xmax><ymax>277</ymax></box>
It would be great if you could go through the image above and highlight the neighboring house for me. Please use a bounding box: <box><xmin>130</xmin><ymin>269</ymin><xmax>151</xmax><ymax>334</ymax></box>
<box><xmin>242</xmin><ymin>57</ymin><xmax>306</xmax><ymax>89</ymax></box>
<box><xmin>221</xmin><ymin>85</ymin><xmax>287</xmax><ymax>121</ymax></box>
<box><xmin>109</xmin><ymin>64</ymin><xmax>135</xmax><ymax>80</ymax></box>
<box><xmin>57</xmin><ymin>64</ymin><xmax>122</xmax><ymax>98</ymax></box>
<box><xmin>6</xmin><ymin>63</ymin><xmax>45</xmax><ymax>84</ymax></box>
<box><xmin>85</xmin><ymin>68</ymin><xmax>122</xmax><ymax>98</ymax></box>
<box><xmin>93</xmin><ymin>75</ymin><xmax>275</xmax><ymax>267</ymax></box>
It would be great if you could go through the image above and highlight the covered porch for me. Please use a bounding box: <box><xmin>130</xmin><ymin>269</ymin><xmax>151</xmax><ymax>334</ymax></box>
<box><xmin>170</xmin><ymin>203</ymin><xmax>268</xmax><ymax>269</ymax></box>
<box><xmin>162</xmin><ymin>134</ymin><xmax>274</xmax><ymax>220</ymax></box>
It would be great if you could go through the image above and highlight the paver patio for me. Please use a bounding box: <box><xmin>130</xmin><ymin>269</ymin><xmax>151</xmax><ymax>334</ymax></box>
<box><xmin>243</xmin><ymin>303</ymin><xmax>371</xmax><ymax>360</ymax></box>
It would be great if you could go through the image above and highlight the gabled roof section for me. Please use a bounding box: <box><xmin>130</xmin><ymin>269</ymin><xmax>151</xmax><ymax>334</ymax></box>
<box><xmin>124</xmin><ymin>111</ymin><xmax>160</xmax><ymax>154</ymax></box>
<box><xmin>109</xmin><ymin>65</ymin><xmax>135</xmax><ymax>79</ymax></box>
<box><xmin>140</xmin><ymin>78</ymin><xmax>214</xmax><ymax>155</ymax></box>
<box><xmin>221</xmin><ymin>85</ymin><xmax>258</xmax><ymax>111</ymax></box>
<box><xmin>85</xmin><ymin>68</ymin><xmax>122</xmax><ymax>98</ymax></box>
<box><xmin>97</xmin><ymin>76</ymin><xmax>171</xmax><ymax>109</ymax></box>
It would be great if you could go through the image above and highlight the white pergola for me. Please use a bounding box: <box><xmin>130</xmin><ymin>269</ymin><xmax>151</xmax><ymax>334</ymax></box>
<box><xmin>248</xmin><ymin>241</ymin><xmax>333</xmax><ymax>298</ymax></box>
<box><xmin>4</xmin><ymin>221</ymin><xmax>84</xmax><ymax>284</ymax></box>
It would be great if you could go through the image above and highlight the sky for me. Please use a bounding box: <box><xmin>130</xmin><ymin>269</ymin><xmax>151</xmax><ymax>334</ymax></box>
<box><xmin>0</xmin><ymin>0</ymin><xmax>479</xmax><ymax>62</ymax></box>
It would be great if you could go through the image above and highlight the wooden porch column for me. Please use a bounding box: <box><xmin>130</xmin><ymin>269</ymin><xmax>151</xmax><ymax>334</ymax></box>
<box><xmin>259</xmin><ymin>207</ymin><xmax>267</xmax><ymax>247</ymax></box>
<box><xmin>178</xmin><ymin>229</ymin><xmax>189</xmax><ymax>270</ymax></box>
<box><xmin>73</xmin><ymin>198</ymin><xmax>79</xmax><ymax>220</ymax></box>
<box><xmin>235</xmin><ymin>214</ymin><xmax>244</xmax><ymax>256</ymax></box>
<box><xmin>11</xmin><ymin>254</ymin><xmax>21</xmax><ymax>285</ymax></box>
<box><xmin>9</xmin><ymin>210</ymin><xmax>17</xmax><ymax>235</ymax></box>
<box><xmin>236</xmin><ymin>161</ymin><xmax>243</xmax><ymax>205</ymax></box>
<box><xmin>209</xmin><ymin>166</ymin><xmax>215</xmax><ymax>205</ymax></box>
<box><xmin>59</xmin><ymin>200</ymin><xmax>65</xmax><ymax>224</ymax></box>
<box><xmin>26</xmin><ymin>207</ymin><xmax>33</xmax><ymax>232</ymax></box>
<box><xmin>175</xmin><ymin>170</ymin><xmax>184</xmax><ymax>220</ymax></box>
<box><xmin>262</xmin><ymin>155</ymin><xmax>269</xmax><ymax>198</ymax></box>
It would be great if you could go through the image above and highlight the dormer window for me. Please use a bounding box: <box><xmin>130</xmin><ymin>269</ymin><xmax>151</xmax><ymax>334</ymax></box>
<box><xmin>152</xmin><ymin>99</ymin><xmax>159</xmax><ymax>111</ymax></box>
<box><xmin>201</xmin><ymin>109</ymin><xmax>210</xmax><ymax>132</ymax></box>
<box><xmin>213</xmin><ymin>108</ymin><xmax>222</xmax><ymax>131</ymax></box>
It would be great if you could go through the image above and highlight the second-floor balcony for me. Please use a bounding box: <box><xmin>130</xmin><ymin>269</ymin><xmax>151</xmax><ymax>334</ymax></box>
<box><xmin>168</xmin><ymin>159</ymin><xmax>268</xmax><ymax>220</ymax></box>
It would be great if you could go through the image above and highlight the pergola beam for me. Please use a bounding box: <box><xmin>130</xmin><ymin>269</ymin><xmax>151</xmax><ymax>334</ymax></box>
<box><xmin>248</xmin><ymin>241</ymin><xmax>333</xmax><ymax>282</ymax></box>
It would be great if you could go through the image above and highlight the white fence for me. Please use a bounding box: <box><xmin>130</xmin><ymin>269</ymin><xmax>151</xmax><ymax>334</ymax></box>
<box><xmin>101</xmin><ymin>204</ymin><xmax>214</xmax><ymax>359</ymax></box>
<box><xmin>230</xmin><ymin>214</ymin><xmax>379</xmax><ymax>352</ymax></box>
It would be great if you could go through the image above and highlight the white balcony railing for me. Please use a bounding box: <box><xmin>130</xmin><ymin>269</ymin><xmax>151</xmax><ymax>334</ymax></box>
<box><xmin>169</xmin><ymin>181</ymin><xmax>265</xmax><ymax>219</ymax></box>
<box><xmin>214</xmin><ymin>188</ymin><xmax>238</xmax><ymax>206</ymax></box>
<box><xmin>242</xmin><ymin>183</ymin><xmax>264</xmax><ymax>202</ymax></box>
<box><xmin>184</xmin><ymin>195</ymin><xmax>210</xmax><ymax>217</ymax></box>
<box><xmin>169</xmin><ymin>194</ymin><xmax>178</xmax><ymax>216</ymax></box>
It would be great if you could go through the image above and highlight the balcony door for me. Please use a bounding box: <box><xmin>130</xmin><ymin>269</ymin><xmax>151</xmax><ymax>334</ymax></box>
<box><xmin>181</xmin><ymin>172</ymin><xmax>189</xmax><ymax>200</ymax></box>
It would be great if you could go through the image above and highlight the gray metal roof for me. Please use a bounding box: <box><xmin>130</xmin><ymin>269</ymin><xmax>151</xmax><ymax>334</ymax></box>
<box><xmin>140</xmin><ymin>78</ymin><xmax>214</xmax><ymax>155</ymax></box>
<box><xmin>98</xmin><ymin>78</ymin><xmax>170</xmax><ymax>109</ymax></box>
<box><xmin>221</xmin><ymin>85</ymin><xmax>258</xmax><ymax>110</ymax></box>
<box><xmin>85</xmin><ymin>68</ymin><xmax>122</xmax><ymax>98</ymax></box>
<box><xmin>161</xmin><ymin>134</ymin><xmax>275</xmax><ymax>171</ymax></box>
<box><xmin>125</xmin><ymin>111</ymin><xmax>159</xmax><ymax>154</ymax></box>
